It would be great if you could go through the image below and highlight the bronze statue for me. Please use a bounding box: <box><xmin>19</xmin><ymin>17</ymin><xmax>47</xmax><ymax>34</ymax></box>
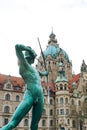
<box><xmin>0</xmin><ymin>44</ymin><xmax>48</xmax><ymax>130</ymax></box>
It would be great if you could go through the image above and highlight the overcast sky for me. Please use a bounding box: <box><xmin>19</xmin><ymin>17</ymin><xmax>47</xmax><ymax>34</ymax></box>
<box><xmin>0</xmin><ymin>0</ymin><xmax>87</xmax><ymax>77</ymax></box>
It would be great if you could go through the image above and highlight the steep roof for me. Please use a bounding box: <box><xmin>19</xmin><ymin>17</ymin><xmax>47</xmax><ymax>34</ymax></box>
<box><xmin>41</xmin><ymin>81</ymin><xmax>55</xmax><ymax>92</ymax></box>
<box><xmin>68</xmin><ymin>73</ymin><xmax>80</xmax><ymax>90</ymax></box>
<box><xmin>0</xmin><ymin>74</ymin><xmax>24</xmax><ymax>87</ymax></box>
<box><xmin>0</xmin><ymin>73</ymin><xmax>80</xmax><ymax>93</ymax></box>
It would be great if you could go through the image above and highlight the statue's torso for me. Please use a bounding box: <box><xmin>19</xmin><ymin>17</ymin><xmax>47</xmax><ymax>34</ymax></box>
<box><xmin>19</xmin><ymin>64</ymin><xmax>43</xmax><ymax>98</ymax></box>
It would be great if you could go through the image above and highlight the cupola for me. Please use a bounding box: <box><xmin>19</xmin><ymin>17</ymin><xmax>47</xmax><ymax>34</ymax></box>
<box><xmin>43</xmin><ymin>31</ymin><xmax>70</xmax><ymax>62</ymax></box>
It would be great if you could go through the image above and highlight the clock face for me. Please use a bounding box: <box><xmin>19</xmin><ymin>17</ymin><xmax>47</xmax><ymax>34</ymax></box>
<box><xmin>83</xmin><ymin>74</ymin><xmax>87</xmax><ymax>80</ymax></box>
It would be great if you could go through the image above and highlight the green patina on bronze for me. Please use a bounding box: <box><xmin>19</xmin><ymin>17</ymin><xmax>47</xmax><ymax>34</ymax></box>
<box><xmin>0</xmin><ymin>44</ymin><xmax>48</xmax><ymax>130</ymax></box>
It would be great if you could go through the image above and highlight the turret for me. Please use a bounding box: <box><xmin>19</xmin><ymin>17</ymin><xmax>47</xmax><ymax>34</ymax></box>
<box><xmin>55</xmin><ymin>61</ymin><xmax>70</xmax><ymax>129</ymax></box>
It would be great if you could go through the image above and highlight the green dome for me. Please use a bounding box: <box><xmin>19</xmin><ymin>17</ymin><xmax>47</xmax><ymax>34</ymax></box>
<box><xmin>44</xmin><ymin>45</ymin><xmax>70</xmax><ymax>62</ymax></box>
<box><xmin>55</xmin><ymin>75</ymin><xmax>68</xmax><ymax>83</ymax></box>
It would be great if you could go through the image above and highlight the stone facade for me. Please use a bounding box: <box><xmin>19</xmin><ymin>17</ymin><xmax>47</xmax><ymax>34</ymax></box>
<box><xmin>0</xmin><ymin>32</ymin><xmax>87</xmax><ymax>130</ymax></box>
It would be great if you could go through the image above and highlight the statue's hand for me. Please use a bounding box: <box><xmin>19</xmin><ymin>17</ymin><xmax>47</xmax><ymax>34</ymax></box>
<box><xmin>27</xmin><ymin>46</ymin><xmax>37</xmax><ymax>58</ymax></box>
<box><xmin>45</xmin><ymin>71</ymin><xmax>49</xmax><ymax>76</ymax></box>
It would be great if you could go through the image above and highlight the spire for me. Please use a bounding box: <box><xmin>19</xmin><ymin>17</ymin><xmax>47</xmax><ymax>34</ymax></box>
<box><xmin>51</xmin><ymin>26</ymin><xmax>53</xmax><ymax>35</ymax></box>
<box><xmin>48</xmin><ymin>28</ymin><xmax>57</xmax><ymax>44</ymax></box>
<box><xmin>81</xmin><ymin>60</ymin><xmax>87</xmax><ymax>72</ymax></box>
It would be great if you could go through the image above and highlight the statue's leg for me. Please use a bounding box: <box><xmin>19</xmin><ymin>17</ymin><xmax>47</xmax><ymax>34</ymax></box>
<box><xmin>0</xmin><ymin>91</ymin><xmax>33</xmax><ymax>130</ymax></box>
<box><xmin>30</xmin><ymin>96</ymin><xmax>44</xmax><ymax>130</ymax></box>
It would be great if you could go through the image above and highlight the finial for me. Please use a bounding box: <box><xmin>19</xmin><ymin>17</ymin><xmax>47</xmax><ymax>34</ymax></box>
<box><xmin>49</xmin><ymin>26</ymin><xmax>55</xmax><ymax>37</ymax></box>
<box><xmin>51</xmin><ymin>26</ymin><xmax>53</xmax><ymax>34</ymax></box>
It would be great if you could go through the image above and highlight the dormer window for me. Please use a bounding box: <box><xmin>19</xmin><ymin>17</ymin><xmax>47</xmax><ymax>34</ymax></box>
<box><xmin>6</xmin><ymin>83</ymin><xmax>11</xmax><ymax>89</ymax></box>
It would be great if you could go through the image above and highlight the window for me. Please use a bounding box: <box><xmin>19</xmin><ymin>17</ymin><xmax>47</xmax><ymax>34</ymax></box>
<box><xmin>6</xmin><ymin>83</ymin><xmax>11</xmax><ymax>89</ymax></box>
<box><xmin>56</xmin><ymin>98</ymin><xmax>58</xmax><ymax>104</ymax></box>
<box><xmin>85</xmin><ymin>98</ymin><xmax>87</xmax><ymax>102</ymax></box>
<box><xmin>16</xmin><ymin>95</ymin><xmax>20</xmax><ymax>101</ymax></box>
<box><xmin>60</xmin><ymin>97</ymin><xmax>63</xmax><ymax>104</ymax></box>
<box><xmin>4</xmin><ymin>106</ymin><xmax>10</xmax><ymax>113</ymax></box>
<box><xmin>42</xmin><ymin>109</ymin><xmax>46</xmax><ymax>115</ymax></box>
<box><xmin>72</xmin><ymin>120</ymin><xmax>76</xmax><ymax>128</ymax></box>
<box><xmin>60</xmin><ymin>84</ymin><xmax>63</xmax><ymax>90</ymax></box>
<box><xmin>79</xmin><ymin>111</ymin><xmax>82</xmax><ymax>115</ymax></box>
<box><xmin>66</xmin><ymin>109</ymin><xmax>69</xmax><ymax>115</ymax></box>
<box><xmin>80</xmin><ymin>120</ymin><xmax>83</xmax><ymax>130</ymax></box>
<box><xmin>78</xmin><ymin>100</ymin><xmax>81</xmax><ymax>106</ymax></box>
<box><xmin>67</xmin><ymin>119</ymin><xmax>70</xmax><ymax>124</ymax></box>
<box><xmin>42</xmin><ymin>120</ymin><xmax>46</xmax><ymax>126</ymax></box>
<box><xmin>5</xmin><ymin>94</ymin><xmax>10</xmax><ymax>101</ymax></box>
<box><xmin>65</xmin><ymin>98</ymin><xmax>68</xmax><ymax>104</ymax></box>
<box><xmin>24</xmin><ymin>119</ymin><xmax>28</xmax><ymax>126</ymax></box>
<box><xmin>56</xmin><ymin>120</ymin><xmax>58</xmax><ymax>125</ymax></box>
<box><xmin>50</xmin><ymin>99</ymin><xmax>53</xmax><ymax>105</ymax></box>
<box><xmin>4</xmin><ymin>118</ymin><xmax>8</xmax><ymax>125</ymax></box>
<box><xmin>64</xmin><ymin>84</ymin><xmax>67</xmax><ymax>90</ymax></box>
<box><xmin>60</xmin><ymin>109</ymin><xmax>64</xmax><ymax>115</ymax></box>
<box><xmin>56</xmin><ymin>109</ymin><xmax>59</xmax><ymax>115</ymax></box>
<box><xmin>50</xmin><ymin>109</ymin><xmax>53</xmax><ymax>115</ymax></box>
<box><xmin>50</xmin><ymin>120</ymin><xmax>53</xmax><ymax>126</ymax></box>
<box><xmin>71</xmin><ymin>99</ymin><xmax>74</xmax><ymax>105</ymax></box>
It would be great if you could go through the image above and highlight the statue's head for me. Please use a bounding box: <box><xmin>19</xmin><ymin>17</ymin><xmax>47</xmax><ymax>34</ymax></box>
<box><xmin>24</xmin><ymin>47</ymin><xmax>37</xmax><ymax>64</ymax></box>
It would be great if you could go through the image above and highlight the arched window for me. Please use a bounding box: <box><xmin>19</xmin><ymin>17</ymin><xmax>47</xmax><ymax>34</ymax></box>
<box><xmin>65</xmin><ymin>98</ymin><xmax>68</xmax><ymax>104</ymax></box>
<box><xmin>50</xmin><ymin>99</ymin><xmax>53</xmax><ymax>105</ymax></box>
<box><xmin>64</xmin><ymin>84</ymin><xmax>67</xmax><ymax>90</ymax></box>
<box><xmin>4</xmin><ymin>106</ymin><xmax>10</xmax><ymax>113</ymax></box>
<box><xmin>42</xmin><ymin>109</ymin><xmax>46</xmax><ymax>115</ymax></box>
<box><xmin>5</xmin><ymin>94</ymin><xmax>10</xmax><ymax>101</ymax></box>
<box><xmin>60</xmin><ymin>97</ymin><xmax>63</xmax><ymax>104</ymax></box>
<box><xmin>16</xmin><ymin>95</ymin><xmax>20</xmax><ymax>101</ymax></box>
<box><xmin>42</xmin><ymin>120</ymin><xmax>46</xmax><ymax>126</ymax></box>
<box><xmin>24</xmin><ymin>119</ymin><xmax>28</xmax><ymax>126</ymax></box>
<box><xmin>72</xmin><ymin>120</ymin><xmax>76</xmax><ymax>128</ymax></box>
<box><xmin>60</xmin><ymin>84</ymin><xmax>63</xmax><ymax>90</ymax></box>
<box><xmin>50</xmin><ymin>109</ymin><xmax>53</xmax><ymax>115</ymax></box>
